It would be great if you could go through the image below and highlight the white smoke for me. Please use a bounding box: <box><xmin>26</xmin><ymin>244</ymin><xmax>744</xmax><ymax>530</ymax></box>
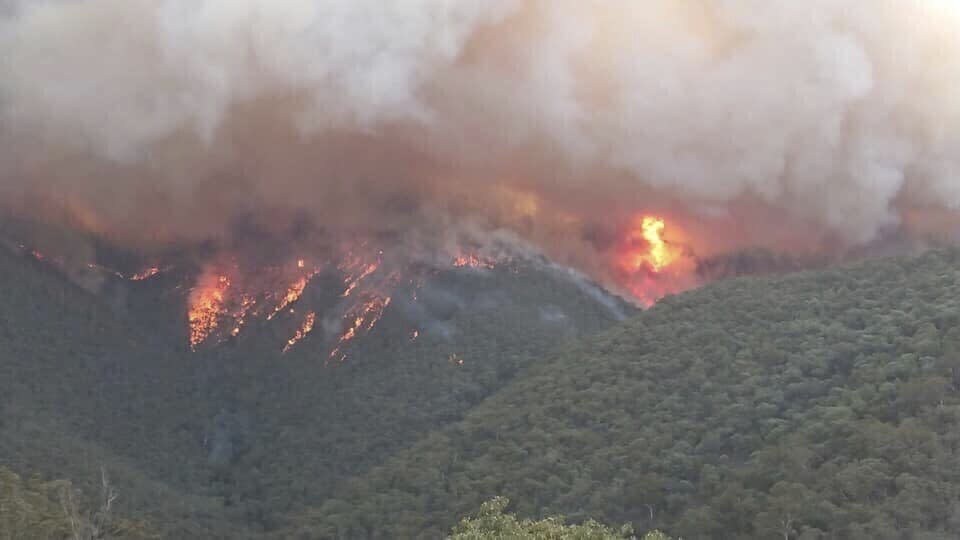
<box><xmin>1</xmin><ymin>0</ymin><xmax>960</xmax><ymax>254</ymax></box>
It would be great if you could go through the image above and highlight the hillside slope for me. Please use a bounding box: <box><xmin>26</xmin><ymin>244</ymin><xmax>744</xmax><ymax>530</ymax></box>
<box><xmin>0</xmin><ymin>246</ymin><xmax>629</xmax><ymax>537</ymax></box>
<box><xmin>294</xmin><ymin>249</ymin><xmax>960</xmax><ymax>540</ymax></box>
<box><xmin>0</xmin><ymin>248</ymin><xmax>245</xmax><ymax>538</ymax></box>
<box><xmin>183</xmin><ymin>262</ymin><xmax>631</xmax><ymax>530</ymax></box>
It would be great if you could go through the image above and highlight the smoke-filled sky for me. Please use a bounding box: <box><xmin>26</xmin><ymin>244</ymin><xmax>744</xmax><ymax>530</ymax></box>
<box><xmin>2</xmin><ymin>0</ymin><xmax>960</xmax><ymax>296</ymax></box>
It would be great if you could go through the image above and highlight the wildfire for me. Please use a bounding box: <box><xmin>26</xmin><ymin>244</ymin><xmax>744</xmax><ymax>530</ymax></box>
<box><xmin>184</xmin><ymin>255</ymin><xmax>323</xmax><ymax>350</ymax></box>
<box><xmin>267</xmin><ymin>275</ymin><xmax>311</xmax><ymax>320</ymax></box>
<box><xmin>625</xmin><ymin>216</ymin><xmax>677</xmax><ymax>272</ymax></box>
<box><xmin>180</xmin><ymin>241</ymin><xmax>407</xmax><ymax>358</ymax></box>
<box><xmin>317</xmin><ymin>246</ymin><xmax>405</xmax><ymax>362</ymax></box>
<box><xmin>188</xmin><ymin>273</ymin><xmax>231</xmax><ymax>349</ymax></box>
<box><xmin>341</xmin><ymin>262</ymin><xmax>378</xmax><ymax>297</ymax></box>
<box><xmin>130</xmin><ymin>267</ymin><xmax>163</xmax><ymax>281</ymax></box>
<box><xmin>337</xmin><ymin>247</ymin><xmax>383</xmax><ymax>296</ymax></box>
<box><xmin>453</xmin><ymin>254</ymin><xmax>496</xmax><ymax>269</ymax></box>
<box><xmin>268</xmin><ymin>260</ymin><xmax>322</xmax><ymax>320</ymax></box>
<box><xmin>86</xmin><ymin>262</ymin><xmax>125</xmax><ymax>279</ymax></box>
<box><xmin>230</xmin><ymin>294</ymin><xmax>258</xmax><ymax>337</ymax></box>
<box><xmin>328</xmin><ymin>294</ymin><xmax>392</xmax><ymax>363</ymax></box>
<box><xmin>85</xmin><ymin>262</ymin><xmax>167</xmax><ymax>281</ymax></box>
<box><xmin>616</xmin><ymin>214</ymin><xmax>688</xmax><ymax>306</ymax></box>
<box><xmin>283</xmin><ymin>311</ymin><xmax>316</xmax><ymax>353</ymax></box>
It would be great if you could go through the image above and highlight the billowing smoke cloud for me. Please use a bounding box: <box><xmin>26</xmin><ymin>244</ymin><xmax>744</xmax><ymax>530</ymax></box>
<box><xmin>2</xmin><ymin>0</ymin><xmax>960</xmax><ymax>298</ymax></box>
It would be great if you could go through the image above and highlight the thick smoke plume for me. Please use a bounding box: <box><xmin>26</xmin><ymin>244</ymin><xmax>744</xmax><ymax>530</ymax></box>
<box><xmin>2</xmin><ymin>0</ymin><xmax>960</xmax><ymax>299</ymax></box>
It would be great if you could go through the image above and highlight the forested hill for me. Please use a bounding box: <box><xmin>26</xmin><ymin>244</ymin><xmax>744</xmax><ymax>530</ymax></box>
<box><xmin>0</xmin><ymin>247</ymin><xmax>239</xmax><ymax>538</ymax></box>
<box><xmin>0</xmin><ymin>245</ymin><xmax>630</xmax><ymax>538</ymax></box>
<box><xmin>6</xmin><ymin>242</ymin><xmax>960</xmax><ymax>539</ymax></box>
<box><xmin>291</xmin><ymin>248</ymin><xmax>960</xmax><ymax>540</ymax></box>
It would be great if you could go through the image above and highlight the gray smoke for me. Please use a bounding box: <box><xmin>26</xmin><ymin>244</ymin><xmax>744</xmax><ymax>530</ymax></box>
<box><xmin>2</xmin><ymin>0</ymin><xmax>960</xmax><ymax>292</ymax></box>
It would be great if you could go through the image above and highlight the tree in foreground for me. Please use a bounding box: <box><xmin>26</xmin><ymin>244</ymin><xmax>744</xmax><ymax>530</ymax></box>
<box><xmin>0</xmin><ymin>466</ymin><xmax>155</xmax><ymax>540</ymax></box>
<box><xmin>450</xmin><ymin>497</ymin><xmax>672</xmax><ymax>540</ymax></box>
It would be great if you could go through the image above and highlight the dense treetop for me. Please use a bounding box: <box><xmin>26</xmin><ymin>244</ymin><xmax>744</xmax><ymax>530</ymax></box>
<box><xmin>291</xmin><ymin>249</ymin><xmax>960</xmax><ymax>539</ymax></box>
<box><xmin>0</xmin><ymin>248</ymin><xmax>625</xmax><ymax>538</ymax></box>
<box><xmin>6</xmin><ymin>245</ymin><xmax>960</xmax><ymax>538</ymax></box>
<box><xmin>449</xmin><ymin>497</ymin><xmax>670</xmax><ymax>540</ymax></box>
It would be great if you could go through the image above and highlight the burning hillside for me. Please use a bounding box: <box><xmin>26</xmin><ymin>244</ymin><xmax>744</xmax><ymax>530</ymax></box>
<box><xmin>0</xmin><ymin>198</ymin><xmax>933</xmax><ymax>358</ymax></box>
<box><xmin>167</xmin><ymin>237</ymin><xmax>534</xmax><ymax>356</ymax></box>
<box><xmin>2</xmin><ymin>0</ymin><xmax>960</xmax><ymax>344</ymax></box>
<box><xmin>175</xmin><ymin>219</ymin><xmax>671</xmax><ymax>357</ymax></box>
<box><xmin>4</xmin><ymin>210</ymin><xmax>683</xmax><ymax>357</ymax></box>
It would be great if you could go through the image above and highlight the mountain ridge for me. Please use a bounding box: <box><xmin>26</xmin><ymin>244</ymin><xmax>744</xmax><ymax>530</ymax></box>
<box><xmin>287</xmin><ymin>248</ymin><xmax>960</xmax><ymax>539</ymax></box>
<box><xmin>0</xmin><ymin>244</ymin><xmax>629</xmax><ymax>538</ymax></box>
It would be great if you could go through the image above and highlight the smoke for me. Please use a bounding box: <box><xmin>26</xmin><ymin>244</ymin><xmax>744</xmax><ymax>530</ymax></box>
<box><xmin>2</xmin><ymin>0</ymin><xmax>960</xmax><ymax>298</ymax></box>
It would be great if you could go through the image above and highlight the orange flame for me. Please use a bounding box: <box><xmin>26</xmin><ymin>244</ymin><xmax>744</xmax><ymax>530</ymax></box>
<box><xmin>230</xmin><ymin>294</ymin><xmax>258</xmax><ymax>337</ymax></box>
<box><xmin>283</xmin><ymin>311</ymin><xmax>316</xmax><ymax>353</ymax></box>
<box><xmin>453</xmin><ymin>254</ymin><xmax>496</xmax><ymax>269</ymax></box>
<box><xmin>186</xmin><ymin>257</ymin><xmax>321</xmax><ymax>349</ymax></box>
<box><xmin>341</xmin><ymin>262</ymin><xmax>379</xmax><ymax>297</ymax></box>
<box><xmin>130</xmin><ymin>267</ymin><xmax>162</xmax><ymax>281</ymax></box>
<box><xmin>188</xmin><ymin>274</ymin><xmax>230</xmax><ymax>349</ymax></box>
<box><xmin>323</xmin><ymin>247</ymin><xmax>403</xmax><ymax>363</ymax></box>
<box><xmin>328</xmin><ymin>294</ymin><xmax>392</xmax><ymax>362</ymax></box>
<box><xmin>85</xmin><ymin>263</ymin><xmax>166</xmax><ymax>281</ymax></box>
<box><xmin>616</xmin><ymin>214</ymin><xmax>688</xmax><ymax>306</ymax></box>
<box><xmin>624</xmin><ymin>216</ymin><xmax>678</xmax><ymax>273</ymax></box>
<box><xmin>267</xmin><ymin>276</ymin><xmax>311</xmax><ymax>320</ymax></box>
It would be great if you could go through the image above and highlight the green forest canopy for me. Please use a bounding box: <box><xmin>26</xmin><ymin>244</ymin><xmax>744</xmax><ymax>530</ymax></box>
<box><xmin>292</xmin><ymin>249</ymin><xmax>960</xmax><ymax>539</ymax></box>
<box><xmin>5</xmin><ymin>246</ymin><xmax>960</xmax><ymax>538</ymax></box>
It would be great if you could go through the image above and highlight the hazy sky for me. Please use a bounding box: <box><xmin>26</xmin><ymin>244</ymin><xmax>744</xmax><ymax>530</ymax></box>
<box><xmin>2</xmin><ymin>1</ymin><xmax>959</xmax><ymax>291</ymax></box>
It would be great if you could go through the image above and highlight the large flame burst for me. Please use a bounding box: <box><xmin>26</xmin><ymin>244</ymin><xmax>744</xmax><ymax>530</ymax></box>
<box><xmin>614</xmin><ymin>214</ymin><xmax>688</xmax><ymax>306</ymax></box>
<box><xmin>635</xmin><ymin>217</ymin><xmax>672</xmax><ymax>272</ymax></box>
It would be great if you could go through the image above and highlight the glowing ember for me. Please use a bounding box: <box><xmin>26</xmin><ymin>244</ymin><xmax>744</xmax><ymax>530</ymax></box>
<box><xmin>341</xmin><ymin>262</ymin><xmax>378</xmax><ymax>297</ymax></box>
<box><xmin>283</xmin><ymin>311</ymin><xmax>316</xmax><ymax>353</ymax></box>
<box><xmin>85</xmin><ymin>262</ymin><xmax>168</xmax><ymax>281</ymax></box>
<box><xmin>365</xmin><ymin>297</ymin><xmax>390</xmax><ymax>330</ymax></box>
<box><xmin>453</xmin><ymin>254</ymin><xmax>496</xmax><ymax>269</ymax></box>
<box><xmin>318</xmin><ymin>246</ymin><xmax>405</xmax><ymax>362</ymax></box>
<box><xmin>230</xmin><ymin>294</ymin><xmax>258</xmax><ymax>337</ymax></box>
<box><xmin>25</xmin><ymin>248</ymin><xmax>68</xmax><ymax>269</ymax></box>
<box><xmin>328</xmin><ymin>294</ymin><xmax>393</xmax><ymax>362</ymax></box>
<box><xmin>86</xmin><ymin>262</ymin><xmax>125</xmax><ymax>279</ymax></box>
<box><xmin>188</xmin><ymin>273</ymin><xmax>231</xmax><ymax>349</ymax></box>
<box><xmin>130</xmin><ymin>267</ymin><xmax>163</xmax><ymax>281</ymax></box>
